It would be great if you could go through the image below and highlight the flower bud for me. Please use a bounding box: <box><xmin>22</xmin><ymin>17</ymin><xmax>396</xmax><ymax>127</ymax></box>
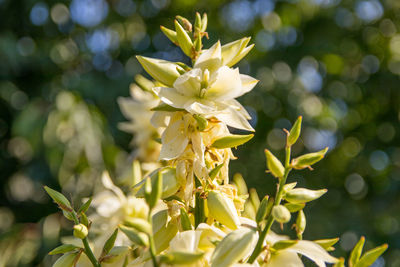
<box><xmin>180</xmin><ymin>207</ymin><xmax>193</xmax><ymax>231</ymax></box>
<box><xmin>284</xmin><ymin>202</ymin><xmax>305</xmax><ymax>212</ymax></box>
<box><xmin>49</xmin><ymin>244</ymin><xmax>78</xmax><ymax>255</ymax></box>
<box><xmin>211</xmin><ymin>228</ymin><xmax>257</xmax><ymax>267</ymax></box>
<box><xmin>176</xmin><ymin>16</ymin><xmax>192</xmax><ymax>32</ymax></box>
<box><xmin>284</xmin><ymin>188</ymin><xmax>327</xmax><ymax>204</ymax></box>
<box><xmin>53</xmin><ymin>253</ymin><xmax>78</xmax><ymax>267</ymax></box>
<box><xmin>333</xmin><ymin>258</ymin><xmax>345</xmax><ymax>267</ymax></box>
<box><xmin>211</xmin><ymin>134</ymin><xmax>254</xmax><ymax>149</ymax></box>
<box><xmin>255</xmin><ymin>195</ymin><xmax>269</xmax><ymax>224</ymax></box>
<box><xmin>287</xmin><ymin>116</ymin><xmax>302</xmax><ymax>146</ymax></box>
<box><xmin>355</xmin><ymin>244</ymin><xmax>388</xmax><ymax>267</ymax></box>
<box><xmin>160</xmin><ymin>26</ymin><xmax>178</xmax><ymax>45</ymax></box>
<box><xmin>153</xmin><ymin>222</ymin><xmax>179</xmax><ymax>253</ymax></box>
<box><xmin>272</xmin><ymin>205</ymin><xmax>291</xmax><ymax>223</ymax></box>
<box><xmin>193</xmin><ymin>114</ymin><xmax>208</xmax><ymax>131</ymax></box>
<box><xmin>207</xmin><ymin>190</ymin><xmax>240</xmax><ymax>230</ymax></box>
<box><xmin>101</xmin><ymin>229</ymin><xmax>118</xmax><ymax>257</ymax></box>
<box><xmin>296</xmin><ymin>210</ymin><xmax>306</xmax><ymax>237</ymax></box>
<box><xmin>134</xmin><ymin>74</ymin><xmax>155</xmax><ymax>92</ymax></box>
<box><xmin>73</xmin><ymin>224</ymin><xmax>88</xmax><ymax>239</ymax></box>
<box><xmin>175</xmin><ymin>19</ymin><xmax>193</xmax><ymax>57</ymax></box>
<box><xmin>349</xmin><ymin>236</ymin><xmax>365</xmax><ymax>266</ymax></box>
<box><xmin>314</xmin><ymin>238</ymin><xmax>339</xmax><ymax>251</ymax></box>
<box><xmin>282</xmin><ymin>182</ymin><xmax>297</xmax><ymax>193</ymax></box>
<box><xmin>233</xmin><ymin>173</ymin><xmax>248</xmax><ymax>196</ymax></box>
<box><xmin>291</xmin><ymin>147</ymin><xmax>328</xmax><ymax>170</ymax></box>
<box><xmin>265</xmin><ymin>149</ymin><xmax>285</xmax><ymax>178</ymax></box>
<box><xmin>136</xmin><ymin>56</ymin><xmax>180</xmax><ymax>87</ymax></box>
<box><xmin>201</xmin><ymin>13</ymin><xmax>208</xmax><ymax>32</ymax></box>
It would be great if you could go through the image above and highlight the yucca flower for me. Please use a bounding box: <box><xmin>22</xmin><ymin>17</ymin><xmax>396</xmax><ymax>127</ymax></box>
<box><xmin>153</xmin><ymin>41</ymin><xmax>258</xmax><ymax>132</ymax></box>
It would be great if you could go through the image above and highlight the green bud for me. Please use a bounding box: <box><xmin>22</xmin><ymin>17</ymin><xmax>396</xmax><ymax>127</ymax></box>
<box><xmin>101</xmin><ymin>228</ymin><xmax>118</xmax><ymax>257</ymax></box>
<box><xmin>62</xmin><ymin>210</ymin><xmax>75</xmax><ymax>221</ymax></box>
<box><xmin>201</xmin><ymin>13</ymin><xmax>208</xmax><ymax>32</ymax></box>
<box><xmin>53</xmin><ymin>253</ymin><xmax>78</xmax><ymax>267</ymax></box>
<box><xmin>175</xmin><ymin>20</ymin><xmax>193</xmax><ymax>57</ymax></box>
<box><xmin>349</xmin><ymin>236</ymin><xmax>365</xmax><ymax>266</ymax></box>
<box><xmin>135</xmin><ymin>167</ymin><xmax>179</xmax><ymax>200</ymax></box>
<box><xmin>124</xmin><ymin>218</ymin><xmax>152</xmax><ymax>234</ymax></box>
<box><xmin>265</xmin><ymin>149</ymin><xmax>285</xmax><ymax>178</ymax></box>
<box><xmin>119</xmin><ymin>225</ymin><xmax>148</xmax><ymax>247</ymax></box>
<box><xmin>291</xmin><ymin>147</ymin><xmax>328</xmax><ymax>170</ymax></box>
<box><xmin>180</xmin><ymin>207</ymin><xmax>193</xmax><ymax>231</ymax></box>
<box><xmin>160</xmin><ymin>251</ymin><xmax>204</xmax><ymax>265</ymax></box>
<box><xmin>284</xmin><ymin>188</ymin><xmax>327</xmax><ymax>204</ymax></box>
<box><xmin>101</xmin><ymin>246</ymin><xmax>129</xmax><ymax>263</ymax></box>
<box><xmin>249</xmin><ymin>188</ymin><xmax>260</xmax><ymax>210</ymax></box>
<box><xmin>160</xmin><ymin>26</ymin><xmax>178</xmax><ymax>45</ymax></box>
<box><xmin>80</xmin><ymin>213</ymin><xmax>89</xmax><ymax>227</ymax></box>
<box><xmin>355</xmin><ymin>244</ymin><xmax>388</xmax><ymax>267</ymax></box>
<box><xmin>176</xmin><ymin>16</ymin><xmax>192</xmax><ymax>32</ymax></box>
<box><xmin>233</xmin><ymin>173</ymin><xmax>248</xmax><ymax>195</ymax></box>
<box><xmin>284</xmin><ymin>202</ymin><xmax>305</xmax><ymax>212</ymax></box>
<box><xmin>194</xmin><ymin>12</ymin><xmax>202</xmax><ymax>30</ymax></box>
<box><xmin>282</xmin><ymin>182</ymin><xmax>297</xmax><ymax>193</ymax></box>
<box><xmin>136</xmin><ymin>56</ymin><xmax>180</xmax><ymax>87</ymax></box>
<box><xmin>314</xmin><ymin>238</ymin><xmax>339</xmax><ymax>251</ymax></box>
<box><xmin>211</xmin><ymin>134</ymin><xmax>254</xmax><ymax>149</ymax></box>
<box><xmin>211</xmin><ymin>228</ymin><xmax>257</xmax><ymax>267</ymax></box>
<box><xmin>73</xmin><ymin>224</ymin><xmax>88</xmax><ymax>239</ymax></box>
<box><xmin>49</xmin><ymin>244</ymin><xmax>79</xmax><ymax>255</ymax></box>
<box><xmin>287</xmin><ymin>116</ymin><xmax>302</xmax><ymax>146</ymax></box>
<box><xmin>44</xmin><ymin>186</ymin><xmax>73</xmax><ymax>212</ymax></box>
<box><xmin>272</xmin><ymin>205</ymin><xmax>291</xmax><ymax>223</ymax></box>
<box><xmin>256</xmin><ymin>195</ymin><xmax>269</xmax><ymax>224</ymax></box>
<box><xmin>134</xmin><ymin>74</ymin><xmax>155</xmax><ymax>92</ymax></box>
<box><xmin>207</xmin><ymin>190</ymin><xmax>240</xmax><ymax>230</ymax></box>
<box><xmin>193</xmin><ymin>114</ymin><xmax>208</xmax><ymax>131</ymax></box>
<box><xmin>296</xmin><ymin>210</ymin><xmax>306</xmax><ymax>237</ymax></box>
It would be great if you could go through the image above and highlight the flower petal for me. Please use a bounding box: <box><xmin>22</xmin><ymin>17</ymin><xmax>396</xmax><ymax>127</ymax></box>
<box><xmin>207</xmin><ymin>66</ymin><xmax>242</xmax><ymax>101</ymax></box>
<box><xmin>240</xmin><ymin>74</ymin><xmax>259</xmax><ymax>95</ymax></box>
<box><xmin>194</xmin><ymin>41</ymin><xmax>222</xmax><ymax>72</ymax></box>
<box><xmin>173</xmin><ymin>68</ymin><xmax>202</xmax><ymax>97</ymax></box>
<box><xmin>169</xmin><ymin>230</ymin><xmax>202</xmax><ymax>252</ymax></box>
<box><xmin>287</xmin><ymin>240</ymin><xmax>338</xmax><ymax>267</ymax></box>
<box><xmin>214</xmin><ymin>107</ymin><xmax>254</xmax><ymax>131</ymax></box>
<box><xmin>266</xmin><ymin>250</ymin><xmax>303</xmax><ymax>267</ymax></box>
<box><xmin>159</xmin><ymin>119</ymin><xmax>189</xmax><ymax>160</ymax></box>
<box><xmin>154</xmin><ymin>87</ymin><xmax>193</xmax><ymax>110</ymax></box>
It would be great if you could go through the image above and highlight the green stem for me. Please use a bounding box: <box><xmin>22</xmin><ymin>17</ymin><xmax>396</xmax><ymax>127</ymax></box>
<box><xmin>148</xmin><ymin>212</ymin><xmax>159</xmax><ymax>267</ymax></box>
<box><xmin>72</xmin><ymin>212</ymin><xmax>101</xmax><ymax>267</ymax></box>
<box><xmin>247</xmin><ymin>146</ymin><xmax>291</xmax><ymax>263</ymax></box>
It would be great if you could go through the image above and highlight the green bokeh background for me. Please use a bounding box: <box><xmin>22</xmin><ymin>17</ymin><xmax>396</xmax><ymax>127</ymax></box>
<box><xmin>0</xmin><ymin>0</ymin><xmax>399</xmax><ymax>265</ymax></box>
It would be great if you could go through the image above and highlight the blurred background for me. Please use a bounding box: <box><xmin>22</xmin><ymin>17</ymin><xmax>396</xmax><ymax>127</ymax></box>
<box><xmin>0</xmin><ymin>0</ymin><xmax>399</xmax><ymax>266</ymax></box>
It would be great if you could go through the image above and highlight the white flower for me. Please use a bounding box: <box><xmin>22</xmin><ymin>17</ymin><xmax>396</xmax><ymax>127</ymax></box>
<box><xmin>154</xmin><ymin>41</ymin><xmax>258</xmax><ymax>132</ymax></box>
<box><xmin>263</xmin><ymin>234</ymin><xmax>338</xmax><ymax>267</ymax></box>
<box><xmin>118</xmin><ymin>83</ymin><xmax>161</xmax><ymax>161</ymax></box>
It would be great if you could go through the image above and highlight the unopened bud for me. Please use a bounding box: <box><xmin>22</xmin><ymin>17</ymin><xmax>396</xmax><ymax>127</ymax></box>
<box><xmin>272</xmin><ymin>205</ymin><xmax>291</xmax><ymax>223</ymax></box>
<box><xmin>207</xmin><ymin>191</ymin><xmax>240</xmax><ymax>230</ymax></box>
<box><xmin>176</xmin><ymin>16</ymin><xmax>192</xmax><ymax>32</ymax></box>
<box><xmin>265</xmin><ymin>149</ymin><xmax>285</xmax><ymax>178</ymax></box>
<box><xmin>211</xmin><ymin>228</ymin><xmax>257</xmax><ymax>267</ymax></box>
<box><xmin>314</xmin><ymin>238</ymin><xmax>339</xmax><ymax>251</ymax></box>
<box><xmin>221</xmin><ymin>37</ymin><xmax>252</xmax><ymax>67</ymax></box>
<box><xmin>296</xmin><ymin>210</ymin><xmax>306</xmax><ymax>237</ymax></box>
<box><xmin>136</xmin><ymin>56</ymin><xmax>180</xmax><ymax>87</ymax></box>
<box><xmin>211</xmin><ymin>134</ymin><xmax>254</xmax><ymax>149</ymax></box>
<box><xmin>160</xmin><ymin>26</ymin><xmax>178</xmax><ymax>45</ymax></box>
<box><xmin>284</xmin><ymin>188</ymin><xmax>327</xmax><ymax>204</ymax></box>
<box><xmin>124</xmin><ymin>218</ymin><xmax>152</xmax><ymax>234</ymax></box>
<box><xmin>44</xmin><ymin>186</ymin><xmax>73</xmax><ymax>212</ymax></box>
<box><xmin>284</xmin><ymin>202</ymin><xmax>305</xmax><ymax>212</ymax></box>
<box><xmin>73</xmin><ymin>224</ymin><xmax>88</xmax><ymax>239</ymax></box>
<box><xmin>255</xmin><ymin>195</ymin><xmax>269</xmax><ymax>224</ymax></box>
<box><xmin>287</xmin><ymin>116</ymin><xmax>302</xmax><ymax>146</ymax></box>
<box><xmin>135</xmin><ymin>167</ymin><xmax>179</xmax><ymax>200</ymax></box>
<box><xmin>175</xmin><ymin>19</ymin><xmax>194</xmax><ymax>57</ymax></box>
<box><xmin>119</xmin><ymin>225</ymin><xmax>149</xmax><ymax>247</ymax></box>
<box><xmin>160</xmin><ymin>251</ymin><xmax>204</xmax><ymax>265</ymax></box>
<box><xmin>291</xmin><ymin>147</ymin><xmax>328</xmax><ymax>170</ymax></box>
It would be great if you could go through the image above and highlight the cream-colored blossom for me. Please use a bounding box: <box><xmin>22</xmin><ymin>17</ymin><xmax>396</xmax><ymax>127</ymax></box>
<box><xmin>154</xmin><ymin>41</ymin><xmax>258</xmax><ymax>132</ymax></box>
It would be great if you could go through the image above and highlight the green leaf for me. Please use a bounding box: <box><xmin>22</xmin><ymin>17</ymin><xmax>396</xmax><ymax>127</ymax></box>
<box><xmin>349</xmin><ymin>236</ymin><xmax>365</xmax><ymax>266</ymax></box>
<box><xmin>119</xmin><ymin>225</ymin><xmax>148</xmax><ymax>247</ymax></box>
<box><xmin>49</xmin><ymin>244</ymin><xmax>79</xmax><ymax>255</ymax></box>
<box><xmin>355</xmin><ymin>244</ymin><xmax>388</xmax><ymax>267</ymax></box>
<box><xmin>77</xmin><ymin>197</ymin><xmax>92</xmax><ymax>214</ymax></box>
<box><xmin>44</xmin><ymin>186</ymin><xmax>73</xmax><ymax>212</ymax></box>
<box><xmin>102</xmin><ymin>228</ymin><xmax>119</xmax><ymax>256</ymax></box>
<box><xmin>209</xmin><ymin>163</ymin><xmax>224</xmax><ymax>180</ymax></box>
<box><xmin>211</xmin><ymin>134</ymin><xmax>254</xmax><ymax>149</ymax></box>
<box><xmin>180</xmin><ymin>208</ymin><xmax>193</xmax><ymax>231</ymax></box>
<box><xmin>124</xmin><ymin>218</ymin><xmax>152</xmax><ymax>234</ymax></box>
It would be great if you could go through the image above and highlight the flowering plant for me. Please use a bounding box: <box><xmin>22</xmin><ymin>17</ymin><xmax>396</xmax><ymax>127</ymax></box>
<box><xmin>45</xmin><ymin>13</ymin><xmax>387</xmax><ymax>267</ymax></box>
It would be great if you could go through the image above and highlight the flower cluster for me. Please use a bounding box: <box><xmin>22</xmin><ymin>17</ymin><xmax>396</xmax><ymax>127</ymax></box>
<box><xmin>45</xmin><ymin>13</ymin><xmax>387</xmax><ymax>267</ymax></box>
